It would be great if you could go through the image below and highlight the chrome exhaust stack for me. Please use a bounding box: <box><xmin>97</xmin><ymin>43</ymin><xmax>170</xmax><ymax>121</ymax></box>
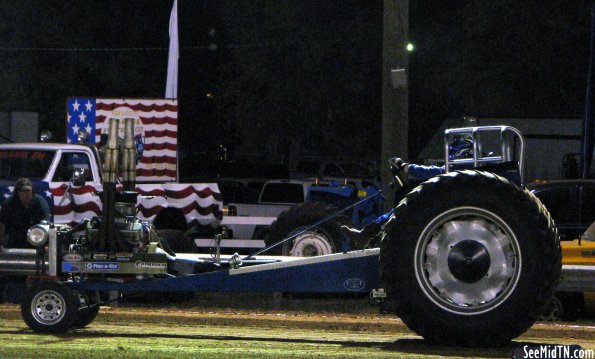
<box><xmin>100</xmin><ymin>118</ymin><xmax>120</xmax><ymax>251</ymax></box>
<box><xmin>122</xmin><ymin>118</ymin><xmax>136</xmax><ymax>192</ymax></box>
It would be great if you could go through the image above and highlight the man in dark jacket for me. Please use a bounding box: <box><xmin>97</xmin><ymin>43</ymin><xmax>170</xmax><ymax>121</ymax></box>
<box><xmin>0</xmin><ymin>178</ymin><xmax>50</xmax><ymax>250</ymax></box>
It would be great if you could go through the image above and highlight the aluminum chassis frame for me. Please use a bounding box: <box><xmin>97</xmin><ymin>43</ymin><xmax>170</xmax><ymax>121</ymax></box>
<box><xmin>2</xmin><ymin>248</ymin><xmax>592</xmax><ymax>293</ymax></box>
<box><xmin>65</xmin><ymin>249</ymin><xmax>382</xmax><ymax>294</ymax></box>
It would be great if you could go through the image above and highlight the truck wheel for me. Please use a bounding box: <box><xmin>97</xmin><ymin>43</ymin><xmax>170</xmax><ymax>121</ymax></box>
<box><xmin>21</xmin><ymin>282</ymin><xmax>77</xmax><ymax>333</ymax></box>
<box><xmin>281</xmin><ymin>228</ymin><xmax>336</xmax><ymax>256</ymax></box>
<box><xmin>540</xmin><ymin>292</ymin><xmax>583</xmax><ymax>322</ymax></box>
<box><xmin>267</xmin><ymin>202</ymin><xmax>346</xmax><ymax>256</ymax></box>
<box><xmin>556</xmin><ymin>292</ymin><xmax>583</xmax><ymax>321</ymax></box>
<box><xmin>379</xmin><ymin>170</ymin><xmax>561</xmax><ymax>346</ymax></box>
<box><xmin>70</xmin><ymin>290</ymin><xmax>100</xmax><ymax>328</ymax></box>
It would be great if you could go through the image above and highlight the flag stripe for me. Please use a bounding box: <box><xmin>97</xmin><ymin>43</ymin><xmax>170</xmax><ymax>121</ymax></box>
<box><xmin>94</xmin><ymin>129</ymin><xmax>177</xmax><ymax>140</ymax></box>
<box><xmin>143</xmin><ymin>143</ymin><xmax>177</xmax><ymax>151</ymax></box>
<box><xmin>137</xmin><ymin>169</ymin><xmax>178</xmax><ymax>178</ymax></box>
<box><xmin>138</xmin><ymin>157</ymin><xmax>177</xmax><ymax>165</ymax></box>
<box><xmin>49</xmin><ymin>182</ymin><xmax>222</xmax><ymax>227</ymax></box>
<box><xmin>96</xmin><ymin>112</ymin><xmax>179</xmax><ymax>122</ymax></box>
<box><xmin>141</xmin><ymin>149</ymin><xmax>178</xmax><ymax>158</ymax></box>
<box><xmin>95</xmin><ymin>101</ymin><xmax>178</xmax><ymax>112</ymax></box>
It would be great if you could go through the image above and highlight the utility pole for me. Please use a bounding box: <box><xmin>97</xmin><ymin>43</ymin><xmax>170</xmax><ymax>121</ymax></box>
<box><xmin>382</xmin><ymin>0</ymin><xmax>409</xmax><ymax>209</ymax></box>
<box><xmin>582</xmin><ymin>4</ymin><xmax>595</xmax><ymax>179</ymax></box>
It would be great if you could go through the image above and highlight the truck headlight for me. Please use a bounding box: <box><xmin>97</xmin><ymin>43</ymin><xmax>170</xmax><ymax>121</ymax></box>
<box><xmin>222</xmin><ymin>205</ymin><xmax>237</xmax><ymax>217</ymax></box>
<box><xmin>27</xmin><ymin>224</ymin><xmax>50</xmax><ymax>247</ymax></box>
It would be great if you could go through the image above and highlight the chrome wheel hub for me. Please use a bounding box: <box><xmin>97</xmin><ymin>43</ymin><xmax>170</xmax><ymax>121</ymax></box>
<box><xmin>31</xmin><ymin>290</ymin><xmax>67</xmax><ymax>325</ymax></box>
<box><xmin>415</xmin><ymin>207</ymin><xmax>521</xmax><ymax>315</ymax></box>
<box><xmin>289</xmin><ymin>230</ymin><xmax>334</xmax><ymax>256</ymax></box>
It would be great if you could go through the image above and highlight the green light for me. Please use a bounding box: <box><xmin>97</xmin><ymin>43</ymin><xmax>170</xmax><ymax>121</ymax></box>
<box><xmin>406</xmin><ymin>43</ymin><xmax>414</xmax><ymax>52</ymax></box>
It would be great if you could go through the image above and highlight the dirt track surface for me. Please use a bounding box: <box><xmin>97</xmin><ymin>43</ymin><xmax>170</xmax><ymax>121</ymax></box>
<box><xmin>0</xmin><ymin>295</ymin><xmax>594</xmax><ymax>358</ymax></box>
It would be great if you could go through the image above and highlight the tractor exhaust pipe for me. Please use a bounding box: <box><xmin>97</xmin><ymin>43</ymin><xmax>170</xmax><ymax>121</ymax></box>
<box><xmin>99</xmin><ymin>118</ymin><xmax>120</xmax><ymax>252</ymax></box>
<box><xmin>122</xmin><ymin>118</ymin><xmax>136</xmax><ymax>191</ymax></box>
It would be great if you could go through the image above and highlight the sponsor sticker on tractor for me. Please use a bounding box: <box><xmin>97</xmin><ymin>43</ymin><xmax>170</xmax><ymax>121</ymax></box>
<box><xmin>63</xmin><ymin>254</ymin><xmax>83</xmax><ymax>262</ymax></box>
<box><xmin>86</xmin><ymin>262</ymin><xmax>120</xmax><ymax>270</ymax></box>
<box><xmin>343</xmin><ymin>278</ymin><xmax>366</xmax><ymax>291</ymax></box>
<box><xmin>135</xmin><ymin>261</ymin><xmax>167</xmax><ymax>269</ymax></box>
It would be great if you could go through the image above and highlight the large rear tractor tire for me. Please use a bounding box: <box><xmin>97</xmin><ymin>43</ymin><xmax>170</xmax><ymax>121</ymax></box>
<box><xmin>266</xmin><ymin>202</ymin><xmax>347</xmax><ymax>256</ymax></box>
<box><xmin>21</xmin><ymin>281</ymin><xmax>78</xmax><ymax>333</ymax></box>
<box><xmin>379</xmin><ymin>170</ymin><xmax>561</xmax><ymax>346</ymax></box>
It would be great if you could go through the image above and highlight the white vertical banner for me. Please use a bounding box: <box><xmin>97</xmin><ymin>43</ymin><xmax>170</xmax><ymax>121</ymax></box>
<box><xmin>165</xmin><ymin>0</ymin><xmax>179</xmax><ymax>99</ymax></box>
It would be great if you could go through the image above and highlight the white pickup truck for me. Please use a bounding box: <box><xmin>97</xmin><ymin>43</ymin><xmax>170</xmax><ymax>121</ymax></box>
<box><xmin>0</xmin><ymin>142</ymin><xmax>222</xmax><ymax>252</ymax></box>
<box><xmin>195</xmin><ymin>179</ymin><xmax>309</xmax><ymax>249</ymax></box>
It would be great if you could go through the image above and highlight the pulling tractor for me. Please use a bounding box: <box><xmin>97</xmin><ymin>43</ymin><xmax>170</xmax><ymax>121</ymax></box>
<box><xmin>7</xmin><ymin>124</ymin><xmax>561</xmax><ymax>347</ymax></box>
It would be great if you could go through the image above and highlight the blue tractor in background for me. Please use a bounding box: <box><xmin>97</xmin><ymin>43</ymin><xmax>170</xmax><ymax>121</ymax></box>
<box><xmin>265</xmin><ymin>180</ymin><xmax>384</xmax><ymax>256</ymax></box>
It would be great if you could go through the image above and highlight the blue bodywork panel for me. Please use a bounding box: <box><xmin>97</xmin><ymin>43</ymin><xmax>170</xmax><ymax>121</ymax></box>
<box><xmin>307</xmin><ymin>185</ymin><xmax>383</xmax><ymax>228</ymax></box>
<box><xmin>67</xmin><ymin>249</ymin><xmax>381</xmax><ymax>294</ymax></box>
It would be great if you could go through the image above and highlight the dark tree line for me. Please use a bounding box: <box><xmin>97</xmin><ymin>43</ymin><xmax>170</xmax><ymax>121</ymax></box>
<box><xmin>0</xmin><ymin>0</ymin><xmax>172</xmax><ymax>141</ymax></box>
<box><xmin>0</xmin><ymin>0</ymin><xmax>592</xmax><ymax>169</ymax></box>
<box><xmin>209</xmin><ymin>1</ymin><xmax>382</xmax><ymax>164</ymax></box>
<box><xmin>409</xmin><ymin>0</ymin><xmax>593</xmax><ymax>156</ymax></box>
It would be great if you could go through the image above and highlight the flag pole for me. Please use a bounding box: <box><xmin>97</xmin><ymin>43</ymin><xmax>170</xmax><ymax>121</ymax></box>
<box><xmin>165</xmin><ymin>0</ymin><xmax>179</xmax><ymax>99</ymax></box>
<box><xmin>165</xmin><ymin>0</ymin><xmax>179</xmax><ymax>181</ymax></box>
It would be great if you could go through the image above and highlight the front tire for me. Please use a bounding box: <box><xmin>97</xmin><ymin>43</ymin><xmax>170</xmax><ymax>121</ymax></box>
<box><xmin>21</xmin><ymin>282</ymin><xmax>78</xmax><ymax>333</ymax></box>
<box><xmin>70</xmin><ymin>290</ymin><xmax>100</xmax><ymax>328</ymax></box>
<box><xmin>380</xmin><ymin>170</ymin><xmax>561</xmax><ymax>346</ymax></box>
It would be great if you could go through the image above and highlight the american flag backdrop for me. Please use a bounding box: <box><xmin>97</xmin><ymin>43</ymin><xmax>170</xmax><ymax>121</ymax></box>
<box><xmin>67</xmin><ymin>98</ymin><xmax>178</xmax><ymax>182</ymax></box>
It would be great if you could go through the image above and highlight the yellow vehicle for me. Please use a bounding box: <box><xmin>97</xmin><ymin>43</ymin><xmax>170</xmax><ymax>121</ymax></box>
<box><xmin>542</xmin><ymin>223</ymin><xmax>595</xmax><ymax>321</ymax></box>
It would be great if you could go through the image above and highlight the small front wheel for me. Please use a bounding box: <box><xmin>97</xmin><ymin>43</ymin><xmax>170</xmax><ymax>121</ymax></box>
<box><xmin>21</xmin><ymin>282</ymin><xmax>77</xmax><ymax>333</ymax></box>
<box><xmin>70</xmin><ymin>290</ymin><xmax>100</xmax><ymax>328</ymax></box>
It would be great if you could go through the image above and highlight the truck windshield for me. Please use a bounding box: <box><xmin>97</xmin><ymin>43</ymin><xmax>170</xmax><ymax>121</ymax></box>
<box><xmin>259</xmin><ymin>183</ymin><xmax>305</xmax><ymax>204</ymax></box>
<box><xmin>0</xmin><ymin>150</ymin><xmax>55</xmax><ymax>180</ymax></box>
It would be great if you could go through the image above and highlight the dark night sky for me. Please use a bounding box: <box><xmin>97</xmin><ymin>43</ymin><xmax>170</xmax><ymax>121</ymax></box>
<box><xmin>0</xmin><ymin>1</ymin><xmax>593</xmax><ymax>173</ymax></box>
<box><xmin>409</xmin><ymin>0</ymin><xmax>593</xmax><ymax>155</ymax></box>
